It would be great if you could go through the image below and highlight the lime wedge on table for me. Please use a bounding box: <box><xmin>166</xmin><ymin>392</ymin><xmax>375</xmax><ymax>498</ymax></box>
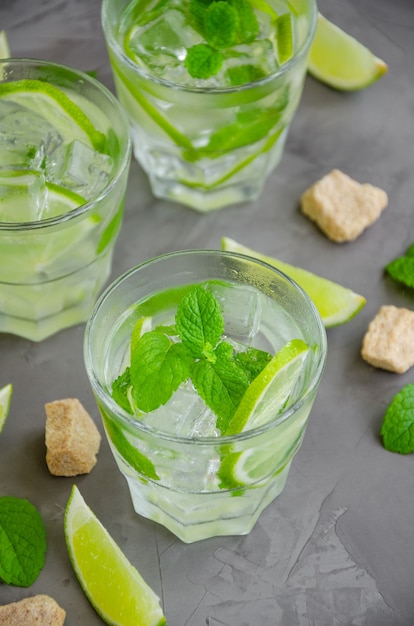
<box><xmin>0</xmin><ymin>384</ymin><xmax>13</xmax><ymax>433</ymax></box>
<box><xmin>308</xmin><ymin>13</ymin><xmax>388</xmax><ymax>91</ymax></box>
<box><xmin>65</xmin><ymin>486</ymin><xmax>166</xmax><ymax>626</ymax></box>
<box><xmin>0</xmin><ymin>79</ymin><xmax>106</xmax><ymax>151</ymax></box>
<box><xmin>222</xmin><ymin>237</ymin><xmax>365</xmax><ymax>327</ymax></box>
<box><xmin>0</xmin><ymin>30</ymin><xmax>10</xmax><ymax>58</ymax></box>
<box><xmin>219</xmin><ymin>340</ymin><xmax>309</xmax><ymax>488</ymax></box>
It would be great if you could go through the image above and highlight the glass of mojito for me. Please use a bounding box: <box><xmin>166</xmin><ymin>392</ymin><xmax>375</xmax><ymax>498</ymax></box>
<box><xmin>0</xmin><ymin>59</ymin><xmax>131</xmax><ymax>341</ymax></box>
<box><xmin>84</xmin><ymin>250</ymin><xmax>326</xmax><ymax>542</ymax></box>
<box><xmin>101</xmin><ymin>0</ymin><xmax>317</xmax><ymax>212</ymax></box>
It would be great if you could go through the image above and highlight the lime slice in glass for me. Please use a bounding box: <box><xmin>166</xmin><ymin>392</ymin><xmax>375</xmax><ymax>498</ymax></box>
<box><xmin>219</xmin><ymin>340</ymin><xmax>309</xmax><ymax>488</ymax></box>
<box><xmin>222</xmin><ymin>237</ymin><xmax>366</xmax><ymax>327</ymax></box>
<box><xmin>225</xmin><ymin>339</ymin><xmax>309</xmax><ymax>436</ymax></box>
<box><xmin>65</xmin><ymin>485</ymin><xmax>166</xmax><ymax>626</ymax></box>
<box><xmin>0</xmin><ymin>79</ymin><xmax>106</xmax><ymax>151</ymax></box>
<box><xmin>275</xmin><ymin>13</ymin><xmax>294</xmax><ymax>65</ymax></box>
<box><xmin>0</xmin><ymin>383</ymin><xmax>12</xmax><ymax>433</ymax></box>
<box><xmin>308</xmin><ymin>13</ymin><xmax>388</xmax><ymax>91</ymax></box>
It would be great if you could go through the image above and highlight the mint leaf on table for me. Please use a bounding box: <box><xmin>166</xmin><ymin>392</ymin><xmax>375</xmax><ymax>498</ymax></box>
<box><xmin>185</xmin><ymin>44</ymin><xmax>223</xmax><ymax>79</ymax></box>
<box><xmin>385</xmin><ymin>242</ymin><xmax>414</xmax><ymax>289</ymax></box>
<box><xmin>380</xmin><ymin>384</ymin><xmax>414</xmax><ymax>454</ymax></box>
<box><xmin>0</xmin><ymin>496</ymin><xmax>46</xmax><ymax>587</ymax></box>
<box><xmin>192</xmin><ymin>342</ymin><xmax>250</xmax><ymax>433</ymax></box>
<box><xmin>130</xmin><ymin>330</ymin><xmax>193</xmax><ymax>412</ymax></box>
<box><xmin>176</xmin><ymin>284</ymin><xmax>224</xmax><ymax>358</ymax></box>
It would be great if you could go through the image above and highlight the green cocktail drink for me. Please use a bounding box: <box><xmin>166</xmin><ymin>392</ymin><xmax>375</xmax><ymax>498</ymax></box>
<box><xmin>84</xmin><ymin>250</ymin><xmax>326</xmax><ymax>542</ymax></box>
<box><xmin>102</xmin><ymin>0</ymin><xmax>317</xmax><ymax>212</ymax></box>
<box><xmin>0</xmin><ymin>59</ymin><xmax>131</xmax><ymax>341</ymax></box>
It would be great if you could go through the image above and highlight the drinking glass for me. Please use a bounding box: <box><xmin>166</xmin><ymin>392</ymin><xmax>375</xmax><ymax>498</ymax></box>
<box><xmin>84</xmin><ymin>250</ymin><xmax>327</xmax><ymax>542</ymax></box>
<box><xmin>101</xmin><ymin>0</ymin><xmax>317</xmax><ymax>212</ymax></box>
<box><xmin>0</xmin><ymin>59</ymin><xmax>131</xmax><ymax>341</ymax></box>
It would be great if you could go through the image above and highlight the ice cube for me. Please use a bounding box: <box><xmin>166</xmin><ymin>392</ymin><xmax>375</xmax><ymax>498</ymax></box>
<box><xmin>212</xmin><ymin>283</ymin><xmax>262</xmax><ymax>341</ymax></box>
<box><xmin>0</xmin><ymin>104</ymin><xmax>62</xmax><ymax>169</ymax></box>
<box><xmin>50</xmin><ymin>140</ymin><xmax>113</xmax><ymax>199</ymax></box>
<box><xmin>0</xmin><ymin>170</ymin><xmax>47</xmax><ymax>222</ymax></box>
<box><xmin>128</xmin><ymin>8</ymin><xmax>202</xmax><ymax>76</ymax></box>
<box><xmin>222</xmin><ymin>39</ymin><xmax>278</xmax><ymax>87</ymax></box>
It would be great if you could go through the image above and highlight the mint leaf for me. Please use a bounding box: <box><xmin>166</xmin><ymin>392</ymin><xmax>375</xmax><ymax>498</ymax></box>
<box><xmin>204</xmin><ymin>2</ymin><xmax>239</xmax><ymax>48</ymax></box>
<box><xmin>112</xmin><ymin>367</ymin><xmax>133</xmax><ymax>414</ymax></box>
<box><xmin>386</xmin><ymin>255</ymin><xmax>414</xmax><ymax>289</ymax></box>
<box><xmin>192</xmin><ymin>342</ymin><xmax>249</xmax><ymax>433</ymax></box>
<box><xmin>130</xmin><ymin>330</ymin><xmax>192</xmax><ymax>412</ymax></box>
<box><xmin>176</xmin><ymin>285</ymin><xmax>224</xmax><ymax>358</ymax></box>
<box><xmin>229</xmin><ymin>0</ymin><xmax>259</xmax><ymax>43</ymax></box>
<box><xmin>226</xmin><ymin>64</ymin><xmax>267</xmax><ymax>86</ymax></box>
<box><xmin>234</xmin><ymin>346</ymin><xmax>272</xmax><ymax>382</ymax></box>
<box><xmin>185</xmin><ymin>43</ymin><xmax>223</xmax><ymax>79</ymax></box>
<box><xmin>103</xmin><ymin>416</ymin><xmax>160</xmax><ymax>480</ymax></box>
<box><xmin>381</xmin><ymin>384</ymin><xmax>414</xmax><ymax>454</ymax></box>
<box><xmin>0</xmin><ymin>497</ymin><xmax>46</xmax><ymax>587</ymax></box>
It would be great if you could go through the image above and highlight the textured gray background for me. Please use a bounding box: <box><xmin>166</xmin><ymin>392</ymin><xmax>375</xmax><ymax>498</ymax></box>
<box><xmin>1</xmin><ymin>0</ymin><xmax>414</xmax><ymax>624</ymax></box>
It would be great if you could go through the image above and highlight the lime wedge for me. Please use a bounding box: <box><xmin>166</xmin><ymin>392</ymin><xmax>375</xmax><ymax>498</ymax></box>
<box><xmin>225</xmin><ymin>339</ymin><xmax>309</xmax><ymax>436</ymax></box>
<box><xmin>221</xmin><ymin>237</ymin><xmax>366</xmax><ymax>327</ymax></box>
<box><xmin>218</xmin><ymin>340</ymin><xmax>309</xmax><ymax>488</ymax></box>
<box><xmin>308</xmin><ymin>13</ymin><xmax>388</xmax><ymax>91</ymax></box>
<box><xmin>0</xmin><ymin>80</ymin><xmax>106</xmax><ymax>151</ymax></box>
<box><xmin>65</xmin><ymin>485</ymin><xmax>166</xmax><ymax>626</ymax></box>
<box><xmin>0</xmin><ymin>383</ymin><xmax>12</xmax><ymax>433</ymax></box>
<box><xmin>0</xmin><ymin>30</ymin><xmax>10</xmax><ymax>58</ymax></box>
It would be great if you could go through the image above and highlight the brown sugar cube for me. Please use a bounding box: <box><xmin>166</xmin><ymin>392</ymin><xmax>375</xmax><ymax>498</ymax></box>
<box><xmin>45</xmin><ymin>398</ymin><xmax>101</xmax><ymax>476</ymax></box>
<box><xmin>0</xmin><ymin>594</ymin><xmax>66</xmax><ymax>625</ymax></box>
<box><xmin>361</xmin><ymin>305</ymin><xmax>414</xmax><ymax>373</ymax></box>
<box><xmin>300</xmin><ymin>169</ymin><xmax>388</xmax><ymax>242</ymax></box>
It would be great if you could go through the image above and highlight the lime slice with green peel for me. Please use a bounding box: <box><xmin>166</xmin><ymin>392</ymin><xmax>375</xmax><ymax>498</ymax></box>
<box><xmin>225</xmin><ymin>339</ymin><xmax>309</xmax><ymax>436</ymax></box>
<box><xmin>0</xmin><ymin>79</ymin><xmax>106</xmax><ymax>152</ymax></box>
<box><xmin>221</xmin><ymin>237</ymin><xmax>366</xmax><ymax>327</ymax></box>
<box><xmin>0</xmin><ymin>384</ymin><xmax>13</xmax><ymax>433</ymax></box>
<box><xmin>131</xmin><ymin>316</ymin><xmax>152</xmax><ymax>357</ymax></box>
<box><xmin>219</xmin><ymin>340</ymin><xmax>309</xmax><ymax>488</ymax></box>
<box><xmin>308</xmin><ymin>13</ymin><xmax>388</xmax><ymax>91</ymax></box>
<box><xmin>65</xmin><ymin>485</ymin><xmax>166</xmax><ymax>626</ymax></box>
<box><xmin>275</xmin><ymin>13</ymin><xmax>294</xmax><ymax>65</ymax></box>
<box><xmin>0</xmin><ymin>30</ymin><xmax>10</xmax><ymax>58</ymax></box>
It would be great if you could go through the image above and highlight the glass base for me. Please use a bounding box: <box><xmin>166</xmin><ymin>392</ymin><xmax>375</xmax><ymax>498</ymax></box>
<box><xmin>0</xmin><ymin>252</ymin><xmax>112</xmax><ymax>341</ymax></box>
<box><xmin>124</xmin><ymin>462</ymin><xmax>291</xmax><ymax>543</ymax></box>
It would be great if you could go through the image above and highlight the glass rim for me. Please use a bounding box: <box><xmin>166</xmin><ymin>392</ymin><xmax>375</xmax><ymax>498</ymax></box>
<box><xmin>0</xmin><ymin>57</ymin><xmax>132</xmax><ymax>231</ymax></box>
<box><xmin>84</xmin><ymin>248</ymin><xmax>327</xmax><ymax>445</ymax></box>
<box><xmin>101</xmin><ymin>0</ymin><xmax>318</xmax><ymax>95</ymax></box>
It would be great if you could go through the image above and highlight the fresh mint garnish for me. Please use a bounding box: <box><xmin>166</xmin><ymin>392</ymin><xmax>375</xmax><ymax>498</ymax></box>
<box><xmin>111</xmin><ymin>284</ymin><xmax>272</xmax><ymax>433</ymax></box>
<box><xmin>130</xmin><ymin>331</ymin><xmax>193</xmax><ymax>412</ymax></box>
<box><xmin>204</xmin><ymin>2</ymin><xmax>239</xmax><ymax>48</ymax></box>
<box><xmin>184</xmin><ymin>0</ymin><xmax>264</xmax><ymax>80</ymax></box>
<box><xmin>185</xmin><ymin>44</ymin><xmax>223</xmax><ymax>79</ymax></box>
<box><xmin>192</xmin><ymin>341</ymin><xmax>250</xmax><ymax>432</ymax></box>
<box><xmin>0</xmin><ymin>496</ymin><xmax>47</xmax><ymax>587</ymax></box>
<box><xmin>386</xmin><ymin>243</ymin><xmax>414</xmax><ymax>290</ymax></box>
<box><xmin>381</xmin><ymin>384</ymin><xmax>414</xmax><ymax>454</ymax></box>
<box><xmin>176</xmin><ymin>285</ymin><xmax>224</xmax><ymax>357</ymax></box>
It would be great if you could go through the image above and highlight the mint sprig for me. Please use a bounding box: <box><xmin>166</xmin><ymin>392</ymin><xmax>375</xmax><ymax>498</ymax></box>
<box><xmin>381</xmin><ymin>384</ymin><xmax>414</xmax><ymax>454</ymax></box>
<box><xmin>111</xmin><ymin>284</ymin><xmax>272</xmax><ymax>433</ymax></box>
<box><xmin>185</xmin><ymin>0</ymin><xmax>261</xmax><ymax>80</ymax></box>
<box><xmin>0</xmin><ymin>496</ymin><xmax>47</xmax><ymax>587</ymax></box>
<box><xmin>386</xmin><ymin>243</ymin><xmax>414</xmax><ymax>290</ymax></box>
